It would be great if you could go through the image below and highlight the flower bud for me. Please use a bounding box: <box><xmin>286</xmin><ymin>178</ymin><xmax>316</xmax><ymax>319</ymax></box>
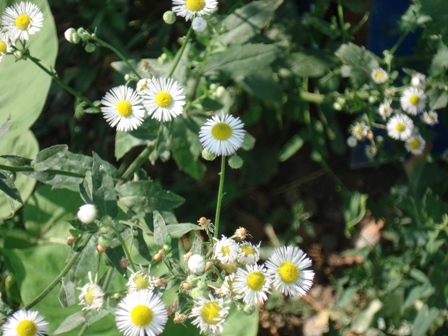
<box><xmin>192</xmin><ymin>17</ymin><xmax>207</xmax><ymax>32</ymax></box>
<box><xmin>190</xmin><ymin>287</ymin><xmax>207</xmax><ymax>299</ymax></box>
<box><xmin>201</xmin><ymin>148</ymin><xmax>216</xmax><ymax>161</ymax></box>
<box><xmin>85</xmin><ymin>43</ymin><xmax>96</xmax><ymax>53</ymax></box>
<box><xmin>120</xmin><ymin>257</ymin><xmax>129</xmax><ymax>269</ymax></box>
<box><xmin>243</xmin><ymin>304</ymin><xmax>256</xmax><ymax>315</ymax></box>
<box><xmin>183</xmin><ymin>251</ymin><xmax>194</xmax><ymax>262</ymax></box>
<box><xmin>228</xmin><ymin>155</ymin><xmax>243</xmax><ymax>169</ymax></box>
<box><xmin>174</xmin><ymin>312</ymin><xmax>187</xmax><ymax>324</ymax></box>
<box><xmin>155</xmin><ymin>278</ymin><xmax>167</xmax><ymax>287</ymax></box>
<box><xmin>67</xmin><ymin>236</ymin><xmax>76</xmax><ymax>246</ymax></box>
<box><xmin>182</xmin><ymin>282</ymin><xmax>193</xmax><ymax>291</ymax></box>
<box><xmin>77</xmin><ymin>204</ymin><xmax>97</xmax><ymax>224</ymax></box>
<box><xmin>197</xmin><ymin>280</ymin><xmax>208</xmax><ymax>290</ymax></box>
<box><xmin>64</xmin><ymin>28</ymin><xmax>80</xmax><ymax>44</ymax></box>
<box><xmin>163</xmin><ymin>11</ymin><xmax>177</xmax><ymax>24</ymax></box>
<box><xmin>188</xmin><ymin>254</ymin><xmax>205</xmax><ymax>274</ymax></box>
<box><xmin>97</xmin><ymin>245</ymin><xmax>107</xmax><ymax>254</ymax></box>
<box><xmin>205</xmin><ymin>261</ymin><xmax>214</xmax><ymax>271</ymax></box>
<box><xmin>153</xmin><ymin>252</ymin><xmax>162</xmax><ymax>261</ymax></box>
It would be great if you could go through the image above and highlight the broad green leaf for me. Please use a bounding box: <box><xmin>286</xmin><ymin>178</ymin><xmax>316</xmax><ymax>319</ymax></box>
<box><xmin>0</xmin><ymin>130</ymin><xmax>39</xmax><ymax>218</ymax></box>
<box><xmin>0</xmin><ymin>0</ymin><xmax>58</xmax><ymax>138</ymax></box>
<box><xmin>222</xmin><ymin>302</ymin><xmax>259</xmax><ymax>336</ymax></box>
<box><xmin>0</xmin><ymin>117</ymin><xmax>11</xmax><ymax>144</ymax></box>
<box><xmin>427</xmin><ymin>87</ymin><xmax>448</xmax><ymax>110</ymax></box>
<box><xmin>58</xmin><ymin>278</ymin><xmax>76</xmax><ymax>308</ymax></box>
<box><xmin>69</xmin><ymin>236</ymin><xmax>99</xmax><ymax>282</ymax></box>
<box><xmin>238</xmin><ymin>68</ymin><xmax>283</xmax><ymax>102</ymax></box>
<box><xmin>166</xmin><ymin>223</ymin><xmax>203</xmax><ymax>238</ymax></box>
<box><xmin>33</xmin><ymin>144</ymin><xmax>68</xmax><ymax>171</ymax></box>
<box><xmin>219</xmin><ymin>0</ymin><xmax>282</xmax><ymax>45</ymax></box>
<box><xmin>204</xmin><ymin>43</ymin><xmax>281</xmax><ymax>77</ymax></box>
<box><xmin>105</xmin><ymin>240</ymin><xmax>127</xmax><ymax>276</ymax></box>
<box><xmin>0</xmin><ymin>170</ymin><xmax>22</xmax><ymax>203</ymax></box>
<box><xmin>429</xmin><ymin>43</ymin><xmax>448</xmax><ymax>77</ymax></box>
<box><xmin>350</xmin><ymin>299</ymin><xmax>382</xmax><ymax>333</ymax></box>
<box><xmin>335</xmin><ymin>43</ymin><xmax>379</xmax><ymax>83</ymax></box>
<box><xmin>153</xmin><ymin>210</ymin><xmax>168</xmax><ymax>247</ymax></box>
<box><xmin>52</xmin><ymin>312</ymin><xmax>85</xmax><ymax>335</ymax></box>
<box><xmin>290</xmin><ymin>50</ymin><xmax>338</xmax><ymax>78</ymax></box>
<box><xmin>91</xmin><ymin>152</ymin><xmax>118</xmax><ymax>218</ymax></box>
<box><xmin>399</xmin><ymin>3</ymin><xmax>430</xmax><ymax>33</ymax></box>
<box><xmin>421</xmin><ymin>0</ymin><xmax>448</xmax><ymax>46</ymax></box>
<box><xmin>412</xmin><ymin>305</ymin><xmax>440</xmax><ymax>336</ymax></box>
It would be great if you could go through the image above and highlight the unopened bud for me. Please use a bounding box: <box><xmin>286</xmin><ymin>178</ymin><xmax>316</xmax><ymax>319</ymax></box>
<box><xmin>64</xmin><ymin>28</ymin><xmax>80</xmax><ymax>44</ymax></box>
<box><xmin>153</xmin><ymin>252</ymin><xmax>162</xmax><ymax>261</ymax></box>
<box><xmin>182</xmin><ymin>282</ymin><xmax>193</xmax><ymax>291</ymax></box>
<box><xmin>85</xmin><ymin>43</ymin><xmax>96</xmax><ymax>53</ymax></box>
<box><xmin>188</xmin><ymin>254</ymin><xmax>205</xmax><ymax>274</ymax></box>
<box><xmin>67</xmin><ymin>236</ymin><xmax>76</xmax><ymax>246</ymax></box>
<box><xmin>201</xmin><ymin>148</ymin><xmax>216</xmax><ymax>161</ymax></box>
<box><xmin>97</xmin><ymin>245</ymin><xmax>107</xmax><ymax>254</ymax></box>
<box><xmin>228</xmin><ymin>155</ymin><xmax>243</xmax><ymax>169</ymax></box>
<box><xmin>120</xmin><ymin>257</ymin><xmax>129</xmax><ymax>269</ymax></box>
<box><xmin>174</xmin><ymin>312</ymin><xmax>187</xmax><ymax>324</ymax></box>
<box><xmin>183</xmin><ymin>251</ymin><xmax>194</xmax><ymax>262</ymax></box>
<box><xmin>205</xmin><ymin>261</ymin><xmax>214</xmax><ymax>271</ymax></box>
<box><xmin>155</xmin><ymin>278</ymin><xmax>167</xmax><ymax>287</ymax></box>
<box><xmin>190</xmin><ymin>287</ymin><xmax>207</xmax><ymax>299</ymax></box>
<box><xmin>77</xmin><ymin>204</ymin><xmax>97</xmax><ymax>224</ymax></box>
<box><xmin>163</xmin><ymin>11</ymin><xmax>177</xmax><ymax>25</ymax></box>
<box><xmin>234</xmin><ymin>227</ymin><xmax>251</xmax><ymax>241</ymax></box>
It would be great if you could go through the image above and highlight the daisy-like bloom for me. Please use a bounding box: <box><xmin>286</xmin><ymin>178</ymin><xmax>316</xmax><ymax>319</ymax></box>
<box><xmin>233</xmin><ymin>264</ymin><xmax>271</xmax><ymax>305</ymax></box>
<box><xmin>1</xmin><ymin>2</ymin><xmax>44</xmax><ymax>42</ymax></box>
<box><xmin>2</xmin><ymin>310</ymin><xmax>48</xmax><ymax>336</ymax></box>
<box><xmin>220</xmin><ymin>273</ymin><xmax>242</xmax><ymax>300</ymax></box>
<box><xmin>213</xmin><ymin>236</ymin><xmax>239</xmax><ymax>264</ymax></box>
<box><xmin>405</xmin><ymin>134</ymin><xmax>426</xmax><ymax>155</ymax></box>
<box><xmin>349</xmin><ymin>121</ymin><xmax>369</xmax><ymax>141</ymax></box>
<box><xmin>127</xmin><ymin>269</ymin><xmax>157</xmax><ymax>293</ymax></box>
<box><xmin>78</xmin><ymin>272</ymin><xmax>104</xmax><ymax>311</ymax></box>
<box><xmin>172</xmin><ymin>0</ymin><xmax>218</xmax><ymax>21</ymax></box>
<box><xmin>116</xmin><ymin>289</ymin><xmax>168</xmax><ymax>336</ymax></box>
<box><xmin>189</xmin><ymin>294</ymin><xmax>230</xmax><ymax>335</ymax></box>
<box><xmin>386</xmin><ymin>114</ymin><xmax>414</xmax><ymax>141</ymax></box>
<box><xmin>199</xmin><ymin>112</ymin><xmax>246</xmax><ymax>156</ymax></box>
<box><xmin>400</xmin><ymin>87</ymin><xmax>426</xmax><ymax>115</ymax></box>
<box><xmin>411</xmin><ymin>72</ymin><xmax>427</xmax><ymax>88</ymax></box>
<box><xmin>141</xmin><ymin>77</ymin><xmax>186</xmax><ymax>122</ymax></box>
<box><xmin>265</xmin><ymin>246</ymin><xmax>314</xmax><ymax>297</ymax></box>
<box><xmin>101</xmin><ymin>85</ymin><xmax>145</xmax><ymax>131</ymax></box>
<box><xmin>237</xmin><ymin>241</ymin><xmax>260</xmax><ymax>265</ymax></box>
<box><xmin>421</xmin><ymin>110</ymin><xmax>438</xmax><ymax>125</ymax></box>
<box><xmin>233</xmin><ymin>227</ymin><xmax>252</xmax><ymax>241</ymax></box>
<box><xmin>378</xmin><ymin>99</ymin><xmax>393</xmax><ymax>120</ymax></box>
<box><xmin>188</xmin><ymin>254</ymin><xmax>206</xmax><ymax>274</ymax></box>
<box><xmin>0</xmin><ymin>30</ymin><xmax>13</xmax><ymax>62</ymax></box>
<box><xmin>77</xmin><ymin>204</ymin><xmax>97</xmax><ymax>224</ymax></box>
<box><xmin>371</xmin><ymin>68</ymin><xmax>388</xmax><ymax>84</ymax></box>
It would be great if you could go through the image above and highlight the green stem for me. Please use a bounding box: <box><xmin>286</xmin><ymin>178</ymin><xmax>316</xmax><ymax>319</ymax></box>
<box><xmin>337</xmin><ymin>0</ymin><xmax>348</xmax><ymax>43</ymax></box>
<box><xmin>78</xmin><ymin>323</ymin><xmax>88</xmax><ymax>336</ymax></box>
<box><xmin>120</xmin><ymin>144</ymin><xmax>154</xmax><ymax>180</ymax></box>
<box><xmin>168</xmin><ymin>26</ymin><xmax>193</xmax><ymax>78</ymax></box>
<box><xmin>28</xmin><ymin>56</ymin><xmax>95</xmax><ymax>107</ymax></box>
<box><xmin>214</xmin><ymin>156</ymin><xmax>226</xmax><ymax>238</ymax></box>
<box><xmin>108</xmin><ymin>224</ymin><xmax>136</xmax><ymax>272</ymax></box>
<box><xmin>300</xmin><ymin>91</ymin><xmax>325</xmax><ymax>104</ymax></box>
<box><xmin>102</xmin><ymin>266</ymin><xmax>114</xmax><ymax>292</ymax></box>
<box><xmin>92</xmin><ymin>36</ymin><xmax>141</xmax><ymax>80</ymax></box>
<box><xmin>24</xmin><ymin>251</ymin><xmax>81</xmax><ymax>310</ymax></box>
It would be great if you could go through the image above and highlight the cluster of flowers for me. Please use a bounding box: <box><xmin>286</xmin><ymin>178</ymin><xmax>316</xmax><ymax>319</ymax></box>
<box><xmin>2</xmin><ymin>217</ymin><xmax>314</xmax><ymax>336</ymax></box>
<box><xmin>347</xmin><ymin>68</ymin><xmax>439</xmax><ymax>158</ymax></box>
<box><xmin>0</xmin><ymin>1</ymin><xmax>43</xmax><ymax>62</ymax></box>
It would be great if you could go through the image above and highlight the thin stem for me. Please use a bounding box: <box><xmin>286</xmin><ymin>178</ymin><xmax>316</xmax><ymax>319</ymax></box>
<box><xmin>214</xmin><ymin>156</ymin><xmax>226</xmax><ymax>238</ymax></box>
<box><xmin>28</xmin><ymin>56</ymin><xmax>95</xmax><ymax>107</ymax></box>
<box><xmin>92</xmin><ymin>36</ymin><xmax>142</xmax><ymax>80</ymax></box>
<box><xmin>168</xmin><ymin>26</ymin><xmax>193</xmax><ymax>78</ymax></box>
<box><xmin>300</xmin><ymin>91</ymin><xmax>325</xmax><ymax>104</ymax></box>
<box><xmin>120</xmin><ymin>144</ymin><xmax>154</xmax><ymax>180</ymax></box>
<box><xmin>337</xmin><ymin>0</ymin><xmax>348</xmax><ymax>43</ymax></box>
<box><xmin>24</xmin><ymin>251</ymin><xmax>81</xmax><ymax>310</ymax></box>
<box><xmin>77</xmin><ymin>323</ymin><xmax>88</xmax><ymax>336</ymax></box>
<box><xmin>102</xmin><ymin>266</ymin><xmax>114</xmax><ymax>292</ymax></box>
<box><xmin>108</xmin><ymin>224</ymin><xmax>136</xmax><ymax>272</ymax></box>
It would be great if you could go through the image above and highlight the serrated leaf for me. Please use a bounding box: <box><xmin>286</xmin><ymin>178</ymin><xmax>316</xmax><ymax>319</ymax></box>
<box><xmin>166</xmin><ymin>223</ymin><xmax>202</xmax><ymax>238</ymax></box>
<box><xmin>204</xmin><ymin>43</ymin><xmax>281</xmax><ymax>77</ymax></box>
<box><xmin>219</xmin><ymin>0</ymin><xmax>281</xmax><ymax>45</ymax></box>
<box><xmin>52</xmin><ymin>312</ymin><xmax>85</xmax><ymax>335</ymax></box>
<box><xmin>153</xmin><ymin>211</ymin><xmax>168</xmax><ymax>246</ymax></box>
<box><xmin>290</xmin><ymin>50</ymin><xmax>338</xmax><ymax>77</ymax></box>
<box><xmin>335</xmin><ymin>43</ymin><xmax>379</xmax><ymax>83</ymax></box>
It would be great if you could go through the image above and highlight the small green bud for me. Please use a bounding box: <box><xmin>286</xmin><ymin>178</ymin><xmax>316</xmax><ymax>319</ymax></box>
<box><xmin>215</xmin><ymin>86</ymin><xmax>226</xmax><ymax>98</ymax></box>
<box><xmin>202</xmin><ymin>148</ymin><xmax>216</xmax><ymax>161</ymax></box>
<box><xmin>64</xmin><ymin>28</ymin><xmax>80</xmax><ymax>44</ymax></box>
<box><xmin>243</xmin><ymin>304</ymin><xmax>256</xmax><ymax>315</ymax></box>
<box><xmin>190</xmin><ymin>287</ymin><xmax>207</xmax><ymax>299</ymax></box>
<box><xmin>98</xmin><ymin>236</ymin><xmax>111</xmax><ymax>248</ymax></box>
<box><xmin>99</xmin><ymin>226</ymin><xmax>111</xmax><ymax>234</ymax></box>
<box><xmin>197</xmin><ymin>280</ymin><xmax>208</xmax><ymax>290</ymax></box>
<box><xmin>13</xmin><ymin>50</ymin><xmax>24</xmax><ymax>60</ymax></box>
<box><xmin>228</xmin><ymin>155</ymin><xmax>243</xmax><ymax>169</ymax></box>
<box><xmin>186</xmin><ymin>275</ymin><xmax>198</xmax><ymax>286</ymax></box>
<box><xmin>85</xmin><ymin>43</ymin><xmax>96</xmax><ymax>53</ymax></box>
<box><xmin>77</xmin><ymin>27</ymin><xmax>85</xmax><ymax>35</ymax></box>
<box><xmin>333</xmin><ymin>102</ymin><xmax>342</xmax><ymax>111</ymax></box>
<box><xmin>368</xmin><ymin>96</ymin><xmax>378</xmax><ymax>104</ymax></box>
<box><xmin>163</xmin><ymin>11</ymin><xmax>177</xmax><ymax>25</ymax></box>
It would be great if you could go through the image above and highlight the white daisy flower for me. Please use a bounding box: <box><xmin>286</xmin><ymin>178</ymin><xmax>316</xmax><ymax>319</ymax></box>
<box><xmin>386</xmin><ymin>114</ymin><xmax>414</xmax><ymax>141</ymax></box>
<box><xmin>233</xmin><ymin>264</ymin><xmax>271</xmax><ymax>305</ymax></box>
<box><xmin>189</xmin><ymin>294</ymin><xmax>230</xmax><ymax>335</ymax></box>
<box><xmin>188</xmin><ymin>254</ymin><xmax>206</xmax><ymax>274</ymax></box>
<box><xmin>421</xmin><ymin>110</ymin><xmax>438</xmax><ymax>125</ymax></box>
<box><xmin>265</xmin><ymin>246</ymin><xmax>315</xmax><ymax>297</ymax></box>
<box><xmin>349</xmin><ymin>121</ymin><xmax>369</xmax><ymax>141</ymax></box>
<box><xmin>2</xmin><ymin>310</ymin><xmax>48</xmax><ymax>336</ymax></box>
<box><xmin>172</xmin><ymin>0</ymin><xmax>218</xmax><ymax>21</ymax></box>
<box><xmin>0</xmin><ymin>31</ymin><xmax>13</xmax><ymax>62</ymax></box>
<box><xmin>378</xmin><ymin>99</ymin><xmax>393</xmax><ymax>120</ymax></box>
<box><xmin>1</xmin><ymin>2</ymin><xmax>44</xmax><ymax>42</ymax></box>
<box><xmin>116</xmin><ymin>289</ymin><xmax>168</xmax><ymax>336</ymax></box>
<box><xmin>405</xmin><ymin>134</ymin><xmax>426</xmax><ymax>155</ymax></box>
<box><xmin>371</xmin><ymin>68</ymin><xmax>388</xmax><ymax>84</ymax></box>
<box><xmin>101</xmin><ymin>85</ymin><xmax>146</xmax><ymax>131</ymax></box>
<box><xmin>400</xmin><ymin>87</ymin><xmax>426</xmax><ymax>115</ymax></box>
<box><xmin>237</xmin><ymin>241</ymin><xmax>260</xmax><ymax>265</ymax></box>
<box><xmin>199</xmin><ymin>112</ymin><xmax>246</xmax><ymax>156</ymax></box>
<box><xmin>192</xmin><ymin>17</ymin><xmax>207</xmax><ymax>32</ymax></box>
<box><xmin>141</xmin><ymin>77</ymin><xmax>186</xmax><ymax>122</ymax></box>
<box><xmin>77</xmin><ymin>204</ymin><xmax>97</xmax><ymax>224</ymax></box>
<box><xmin>411</xmin><ymin>72</ymin><xmax>427</xmax><ymax>88</ymax></box>
<box><xmin>127</xmin><ymin>269</ymin><xmax>158</xmax><ymax>293</ymax></box>
<box><xmin>78</xmin><ymin>272</ymin><xmax>104</xmax><ymax>311</ymax></box>
<box><xmin>221</xmin><ymin>273</ymin><xmax>242</xmax><ymax>300</ymax></box>
<box><xmin>213</xmin><ymin>236</ymin><xmax>239</xmax><ymax>264</ymax></box>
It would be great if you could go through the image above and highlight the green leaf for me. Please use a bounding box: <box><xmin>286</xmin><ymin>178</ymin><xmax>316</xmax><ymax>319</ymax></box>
<box><xmin>166</xmin><ymin>223</ymin><xmax>203</xmax><ymax>238</ymax></box>
<box><xmin>105</xmin><ymin>241</ymin><xmax>127</xmax><ymax>276</ymax></box>
<box><xmin>343</xmin><ymin>191</ymin><xmax>368</xmax><ymax>235</ymax></box>
<box><xmin>0</xmin><ymin>116</ymin><xmax>11</xmax><ymax>144</ymax></box>
<box><xmin>335</xmin><ymin>43</ymin><xmax>379</xmax><ymax>83</ymax></box>
<box><xmin>153</xmin><ymin>211</ymin><xmax>168</xmax><ymax>247</ymax></box>
<box><xmin>0</xmin><ymin>130</ymin><xmax>39</xmax><ymax>218</ymax></box>
<box><xmin>429</xmin><ymin>43</ymin><xmax>448</xmax><ymax>77</ymax></box>
<box><xmin>91</xmin><ymin>152</ymin><xmax>118</xmax><ymax>218</ymax></box>
<box><xmin>219</xmin><ymin>0</ymin><xmax>281</xmax><ymax>45</ymax></box>
<box><xmin>350</xmin><ymin>299</ymin><xmax>382</xmax><ymax>333</ymax></box>
<box><xmin>399</xmin><ymin>3</ymin><xmax>430</xmax><ymax>33</ymax></box>
<box><xmin>421</xmin><ymin>0</ymin><xmax>448</xmax><ymax>46</ymax></box>
<box><xmin>222</xmin><ymin>302</ymin><xmax>259</xmax><ymax>336</ymax></box>
<box><xmin>116</xmin><ymin>180</ymin><xmax>184</xmax><ymax>215</ymax></box>
<box><xmin>238</xmin><ymin>68</ymin><xmax>283</xmax><ymax>101</ymax></box>
<box><xmin>33</xmin><ymin>145</ymin><xmax>68</xmax><ymax>172</ymax></box>
<box><xmin>53</xmin><ymin>312</ymin><xmax>85</xmax><ymax>335</ymax></box>
<box><xmin>58</xmin><ymin>278</ymin><xmax>76</xmax><ymax>308</ymax></box>
<box><xmin>427</xmin><ymin>87</ymin><xmax>448</xmax><ymax>110</ymax></box>
<box><xmin>412</xmin><ymin>305</ymin><xmax>440</xmax><ymax>336</ymax></box>
<box><xmin>290</xmin><ymin>50</ymin><xmax>338</xmax><ymax>78</ymax></box>
<box><xmin>278</xmin><ymin>133</ymin><xmax>305</xmax><ymax>162</ymax></box>
<box><xmin>0</xmin><ymin>0</ymin><xmax>58</xmax><ymax>138</ymax></box>
<box><xmin>204</xmin><ymin>43</ymin><xmax>281</xmax><ymax>77</ymax></box>
<box><xmin>0</xmin><ymin>170</ymin><xmax>22</xmax><ymax>203</ymax></box>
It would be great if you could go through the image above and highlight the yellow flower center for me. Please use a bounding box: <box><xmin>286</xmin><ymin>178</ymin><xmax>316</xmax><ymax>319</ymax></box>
<box><xmin>84</xmin><ymin>286</ymin><xmax>95</xmax><ymax>305</ymax></box>
<box><xmin>186</xmin><ymin>0</ymin><xmax>206</xmax><ymax>12</ymax></box>
<box><xmin>16</xmin><ymin>320</ymin><xmax>37</xmax><ymax>336</ymax></box>
<box><xmin>0</xmin><ymin>41</ymin><xmax>7</xmax><ymax>54</ymax></box>
<box><xmin>395</xmin><ymin>123</ymin><xmax>405</xmax><ymax>132</ymax></box>
<box><xmin>221</xmin><ymin>245</ymin><xmax>230</xmax><ymax>255</ymax></box>
<box><xmin>409</xmin><ymin>94</ymin><xmax>420</xmax><ymax>106</ymax></box>
<box><xmin>211</xmin><ymin>122</ymin><xmax>232</xmax><ymax>140</ymax></box>
<box><xmin>134</xmin><ymin>273</ymin><xmax>150</xmax><ymax>290</ymax></box>
<box><xmin>155</xmin><ymin>91</ymin><xmax>173</xmax><ymax>108</ymax></box>
<box><xmin>201</xmin><ymin>301</ymin><xmax>221</xmax><ymax>324</ymax></box>
<box><xmin>247</xmin><ymin>271</ymin><xmax>265</xmax><ymax>291</ymax></box>
<box><xmin>409</xmin><ymin>139</ymin><xmax>421</xmax><ymax>150</ymax></box>
<box><xmin>374</xmin><ymin>72</ymin><xmax>384</xmax><ymax>79</ymax></box>
<box><xmin>116</xmin><ymin>100</ymin><xmax>133</xmax><ymax>117</ymax></box>
<box><xmin>241</xmin><ymin>245</ymin><xmax>256</xmax><ymax>256</ymax></box>
<box><xmin>278</xmin><ymin>261</ymin><xmax>299</xmax><ymax>283</ymax></box>
<box><xmin>15</xmin><ymin>14</ymin><xmax>31</xmax><ymax>31</ymax></box>
<box><xmin>130</xmin><ymin>305</ymin><xmax>153</xmax><ymax>327</ymax></box>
